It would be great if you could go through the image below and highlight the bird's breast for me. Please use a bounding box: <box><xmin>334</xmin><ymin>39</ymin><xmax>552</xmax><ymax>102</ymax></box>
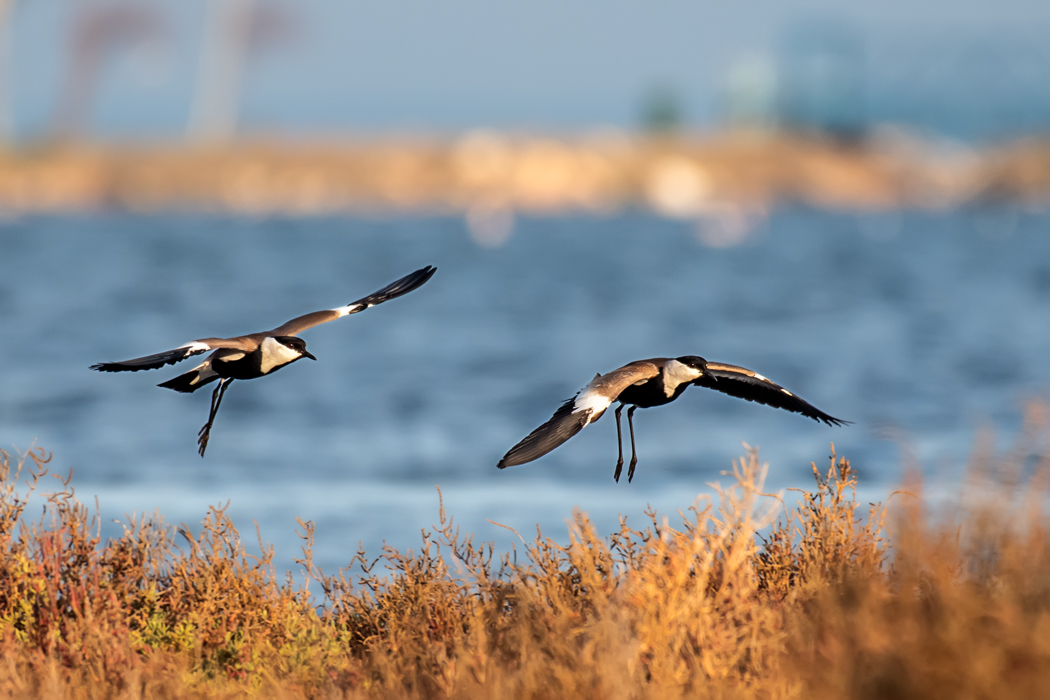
<box><xmin>212</xmin><ymin>350</ymin><xmax>261</xmax><ymax>380</ymax></box>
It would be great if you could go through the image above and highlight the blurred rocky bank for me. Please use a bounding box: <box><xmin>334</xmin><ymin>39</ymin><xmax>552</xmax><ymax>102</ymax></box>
<box><xmin>0</xmin><ymin>129</ymin><xmax>1047</xmax><ymax>219</ymax></box>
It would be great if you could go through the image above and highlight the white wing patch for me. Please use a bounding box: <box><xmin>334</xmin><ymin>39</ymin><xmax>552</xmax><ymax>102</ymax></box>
<box><xmin>180</xmin><ymin>341</ymin><xmax>212</xmax><ymax>353</ymax></box>
<box><xmin>572</xmin><ymin>376</ymin><xmax>613</xmax><ymax>424</ymax></box>
<box><xmin>331</xmin><ymin>303</ymin><xmax>364</xmax><ymax>317</ymax></box>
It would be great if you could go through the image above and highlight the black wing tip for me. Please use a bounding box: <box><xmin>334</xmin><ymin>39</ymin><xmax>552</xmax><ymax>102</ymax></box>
<box><xmin>700</xmin><ymin>368</ymin><xmax>851</xmax><ymax>428</ymax></box>
<box><xmin>402</xmin><ymin>265</ymin><xmax>437</xmax><ymax>289</ymax></box>
<box><xmin>795</xmin><ymin>408</ymin><xmax>852</xmax><ymax>427</ymax></box>
<box><xmin>352</xmin><ymin>265</ymin><xmax>438</xmax><ymax>308</ymax></box>
<box><xmin>806</xmin><ymin>408</ymin><xmax>851</xmax><ymax>426</ymax></box>
<box><xmin>90</xmin><ymin>346</ymin><xmax>204</xmax><ymax>373</ymax></box>
<box><xmin>91</xmin><ymin>362</ymin><xmax>145</xmax><ymax>372</ymax></box>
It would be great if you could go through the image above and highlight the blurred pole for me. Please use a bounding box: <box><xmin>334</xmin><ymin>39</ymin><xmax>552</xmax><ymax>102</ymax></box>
<box><xmin>51</xmin><ymin>4</ymin><xmax>165</xmax><ymax>141</ymax></box>
<box><xmin>188</xmin><ymin>0</ymin><xmax>254</xmax><ymax>144</ymax></box>
<box><xmin>0</xmin><ymin>0</ymin><xmax>14</xmax><ymax>145</ymax></box>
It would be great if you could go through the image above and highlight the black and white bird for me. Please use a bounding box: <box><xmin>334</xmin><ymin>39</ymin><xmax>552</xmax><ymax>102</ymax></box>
<box><xmin>498</xmin><ymin>355</ymin><xmax>848</xmax><ymax>483</ymax></box>
<box><xmin>92</xmin><ymin>266</ymin><xmax>437</xmax><ymax>456</ymax></box>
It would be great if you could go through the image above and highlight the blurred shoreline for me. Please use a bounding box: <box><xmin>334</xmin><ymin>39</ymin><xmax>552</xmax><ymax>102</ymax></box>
<box><xmin>0</xmin><ymin>129</ymin><xmax>1048</xmax><ymax>217</ymax></box>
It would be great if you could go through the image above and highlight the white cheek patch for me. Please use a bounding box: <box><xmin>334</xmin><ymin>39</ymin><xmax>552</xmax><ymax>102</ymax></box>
<box><xmin>662</xmin><ymin>360</ymin><xmax>702</xmax><ymax>397</ymax></box>
<box><xmin>259</xmin><ymin>337</ymin><xmax>302</xmax><ymax>374</ymax></box>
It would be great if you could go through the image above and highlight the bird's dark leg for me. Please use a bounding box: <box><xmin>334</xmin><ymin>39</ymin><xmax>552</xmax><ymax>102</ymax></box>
<box><xmin>613</xmin><ymin>404</ymin><xmax>625</xmax><ymax>482</ymax></box>
<box><xmin>627</xmin><ymin>406</ymin><xmax>639</xmax><ymax>483</ymax></box>
<box><xmin>197</xmin><ymin>378</ymin><xmax>232</xmax><ymax>457</ymax></box>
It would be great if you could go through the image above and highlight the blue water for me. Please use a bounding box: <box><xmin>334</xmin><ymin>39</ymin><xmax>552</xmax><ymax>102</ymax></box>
<box><xmin>2</xmin><ymin>209</ymin><xmax>1048</xmax><ymax>574</ymax></box>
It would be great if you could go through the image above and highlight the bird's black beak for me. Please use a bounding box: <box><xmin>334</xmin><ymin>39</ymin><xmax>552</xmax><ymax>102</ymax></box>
<box><xmin>302</xmin><ymin>350</ymin><xmax>317</xmax><ymax>361</ymax></box>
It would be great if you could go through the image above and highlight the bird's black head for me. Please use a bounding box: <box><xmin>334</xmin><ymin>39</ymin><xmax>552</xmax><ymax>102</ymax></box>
<box><xmin>276</xmin><ymin>336</ymin><xmax>317</xmax><ymax>361</ymax></box>
<box><xmin>675</xmin><ymin>355</ymin><xmax>708</xmax><ymax>371</ymax></box>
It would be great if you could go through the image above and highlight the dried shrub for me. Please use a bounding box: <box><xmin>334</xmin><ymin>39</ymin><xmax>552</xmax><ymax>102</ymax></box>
<box><xmin>1</xmin><ymin>403</ymin><xmax>1049</xmax><ymax>698</ymax></box>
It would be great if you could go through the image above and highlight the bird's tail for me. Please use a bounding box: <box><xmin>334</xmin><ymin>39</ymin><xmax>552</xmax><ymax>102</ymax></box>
<box><xmin>158</xmin><ymin>362</ymin><xmax>218</xmax><ymax>393</ymax></box>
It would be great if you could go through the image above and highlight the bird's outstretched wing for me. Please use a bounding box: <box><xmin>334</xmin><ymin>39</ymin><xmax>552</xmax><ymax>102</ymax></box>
<box><xmin>694</xmin><ymin>362</ymin><xmax>849</xmax><ymax>426</ymax></box>
<box><xmin>497</xmin><ymin>398</ymin><xmax>589</xmax><ymax>468</ymax></box>
<box><xmin>498</xmin><ymin>361</ymin><xmax>661</xmax><ymax>468</ymax></box>
<box><xmin>269</xmin><ymin>266</ymin><xmax>437</xmax><ymax>336</ymax></box>
<box><xmin>90</xmin><ymin>338</ymin><xmax>249</xmax><ymax>373</ymax></box>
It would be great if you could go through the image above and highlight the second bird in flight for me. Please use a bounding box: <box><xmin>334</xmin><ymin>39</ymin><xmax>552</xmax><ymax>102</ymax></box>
<box><xmin>498</xmin><ymin>356</ymin><xmax>848</xmax><ymax>482</ymax></box>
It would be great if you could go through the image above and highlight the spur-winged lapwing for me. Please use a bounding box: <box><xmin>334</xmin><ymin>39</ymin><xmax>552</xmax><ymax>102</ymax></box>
<box><xmin>92</xmin><ymin>266</ymin><xmax>437</xmax><ymax>456</ymax></box>
<box><xmin>498</xmin><ymin>355</ymin><xmax>848</xmax><ymax>482</ymax></box>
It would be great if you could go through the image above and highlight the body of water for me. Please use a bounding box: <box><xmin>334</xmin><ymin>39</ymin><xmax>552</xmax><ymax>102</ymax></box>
<box><xmin>2</xmin><ymin>209</ymin><xmax>1048</xmax><ymax>573</ymax></box>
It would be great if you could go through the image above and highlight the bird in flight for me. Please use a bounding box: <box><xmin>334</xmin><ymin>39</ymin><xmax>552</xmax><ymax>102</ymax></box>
<box><xmin>92</xmin><ymin>266</ymin><xmax>437</xmax><ymax>456</ymax></box>
<box><xmin>498</xmin><ymin>355</ymin><xmax>848</xmax><ymax>483</ymax></box>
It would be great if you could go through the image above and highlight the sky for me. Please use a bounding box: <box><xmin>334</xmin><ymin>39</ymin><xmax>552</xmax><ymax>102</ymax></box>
<box><xmin>6</xmin><ymin>0</ymin><xmax>1050</xmax><ymax>140</ymax></box>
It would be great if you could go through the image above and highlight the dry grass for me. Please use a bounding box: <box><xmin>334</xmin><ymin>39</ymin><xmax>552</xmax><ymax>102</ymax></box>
<box><xmin>3</xmin><ymin>404</ymin><xmax>1050</xmax><ymax>699</ymax></box>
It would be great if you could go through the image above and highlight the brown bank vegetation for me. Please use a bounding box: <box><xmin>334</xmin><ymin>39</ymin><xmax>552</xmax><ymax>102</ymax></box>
<box><xmin>2</xmin><ymin>404</ymin><xmax>1050</xmax><ymax>698</ymax></box>
<box><xmin>1</xmin><ymin>131</ymin><xmax>1048</xmax><ymax>217</ymax></box>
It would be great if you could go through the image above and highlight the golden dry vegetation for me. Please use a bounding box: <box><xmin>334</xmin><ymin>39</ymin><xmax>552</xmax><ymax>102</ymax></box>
<box><xmin>2</xmin><ymin>404</ymin><xmax>1050</xmax><ymax>698</ymax></box>
<box><xmin>0</xmin><ymin>131</ymin><xmax>1047</xmax><ymax>217</ymax></box>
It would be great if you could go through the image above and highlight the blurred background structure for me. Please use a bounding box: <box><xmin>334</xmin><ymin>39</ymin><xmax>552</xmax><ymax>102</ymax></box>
<box><xmin>188</xmin><ymin>0</ymin><xmax>298</xmax><ymax>142</ymax></box>
<box><xmin>0</xmin><ymin>0</ymin><xmax>1044</xmax><ymax>139</ymax></box>
<box><xmin>51</xmin><ymin>1</ymin><xmax>167</xmax><ymax>139</ymax></box>
<box><xmin>0</xmin><ymin>0</ymin><xmax>1046</xmax><ymax>215</ymax></box>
